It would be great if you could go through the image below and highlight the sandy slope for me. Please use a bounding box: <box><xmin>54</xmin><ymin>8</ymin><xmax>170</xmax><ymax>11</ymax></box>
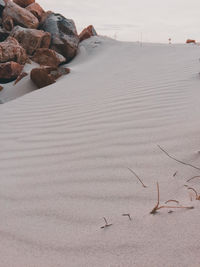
<box><xmin>1</xmin><ymin>37</ymin><xmax>200</xmax><ymax>267</ymax></box>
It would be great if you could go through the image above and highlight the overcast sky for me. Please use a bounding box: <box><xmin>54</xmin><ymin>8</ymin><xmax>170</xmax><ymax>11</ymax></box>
<box><xmin>38</xmin><ymin>0</ymin><xmax>200</xmax><ymax>43</ymax></box>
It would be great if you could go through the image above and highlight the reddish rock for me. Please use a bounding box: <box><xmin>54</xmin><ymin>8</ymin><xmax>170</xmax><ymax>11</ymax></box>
<box><xmin>186</xmin><ymin>39</ymin><xmax>196</xmax><ymax>44</ymax></box>
<box><xmin>41</xmin><ymin>12</ymin><xmax>79</xmax><ymax>62</ymax></box>
<box><xmin>26</xmin><ymin>2</ymin><xmax>45</xmax><ymax>21</ymax></box>
<box><xmin>0</xmin><ymin>61</ymin><xmax>24</xmax><ymax>83</ymax></box>
<box><xmin>13</xmin><ymin>0</ymin><xmax>35</xmax><ymax>8</ymax></box>
<box><xmin>31</xmin><ymin>66</ymin><xmax>57</xmax><ymax>88</ymax></box>
<box><xmin>2</xmin><ymin>15</ymin><xmax>14</xmax><ymax>31</ymax></box>
<box><xmin>2</xmin><ymin>0</ymin><xmax>39</xmax><ymax>30</ymax></box>
<box><xmin>31</xmin><ymin>48</ymin><xmax>66</xmax><ymax>67</ymax></box>
<box><xmin>0</xmin><ymin>36</ymin><xmax>28</xmax><ymax>64</ymax></box>
<box><xmin>11</xmin><ymin>26</ymin><xmax>51</xmax><ymax>55</ymax></box>
<box><xmin>31</xmin><ymin>66</ymin><xmax>70</xmax><ymax>89</ymax></box>
<box><xmin>14</xmin><ymin>71</ymin><xmax>28</xmax><ymax>84</ymax></box>
<box><xmin>79</xmin><ymin>25</ymin><xmax>97</xmax><ymax>42</ymax></box>
<box><xmin>0</xmin><ymin>85</ymin><xmax>3</xmax><ymax>91</ymax></box>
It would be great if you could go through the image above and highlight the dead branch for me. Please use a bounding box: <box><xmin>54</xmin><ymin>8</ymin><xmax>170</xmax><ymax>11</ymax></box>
<box><xmin>157</xmin><ymin>145</ymin><xmax>200</xmax><ymax>171</ymax></box>
<box><xmin>165</xmin><ymin>200</ymin><xmax>179</xmax><ymax>204</ymax></box>
<box><xmin>101</xmin><ymin>217</ymin><xmax>113</xmax><ymax>229</ymax></box>
<box><xmin>187</xmin><ymin>176</ymin><xmax>200</xmax><ymax>182</ymax></box>
<box><xmin>187</xmin><ymin>187</ymin><xmax>200</xmax><ymax>200</ymax></box>
<box><xmin>127</xmin><ymin>168</ymin><xmax>147</xmax><ymax>188</ymax></box>
<box><xmin>122</xmin><ymin>214</ymin><xmax>132</xmax><ymax>220</ymax></box>
<box><xmin>150</xmin><ymin>182</ymin><xmax>194</xmax><ymax>214</ymax></box>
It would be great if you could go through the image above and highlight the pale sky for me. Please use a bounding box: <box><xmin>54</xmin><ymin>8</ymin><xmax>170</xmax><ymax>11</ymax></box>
<box><xmin>38</xmin><ymin>0</ymin><xmax>200</xmax><ymax>43</ymax></box>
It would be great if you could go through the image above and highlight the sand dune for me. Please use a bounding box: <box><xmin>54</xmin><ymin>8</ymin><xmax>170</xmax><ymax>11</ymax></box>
<box><xmin>0</xmin><ymin>37</ymin><xmax>200</xmax><ymax>266</ymax></box>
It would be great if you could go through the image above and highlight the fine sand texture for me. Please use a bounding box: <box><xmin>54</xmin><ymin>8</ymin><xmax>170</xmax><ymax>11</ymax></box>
<box><xmin>1</xmin><ymin>37</ymin><xmax>200</xmax><ymax>266</ymax></box>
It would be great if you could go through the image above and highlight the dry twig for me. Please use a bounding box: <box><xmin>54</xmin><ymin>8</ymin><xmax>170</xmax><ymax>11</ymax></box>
<box><xmin>101</xmin><ymin>217</ymin><xmax>113</xmax><ymax>229</ymax></box>
<box><xmin>122</xmin><ymin>214</ymin><xmax>132</xmax><ymax>220</ymax></box>
<box><xmin>157</xmin><ymin>145</ymin><xmax>200</xmax><ymax>171</ymax></box>
<box><xmin>188</xmin><ymin>187</ymin><xmax>200</xmax><ymax>200</ymax></box>
<box><xmin>187</xmin><ymin>176</ymin><xmax>200</xmax><ymax>182</ymax></box>
<box><xmin>127</xmin><ymin>168</ymin><xmax>147</xmax><ymax>188</ymax></box>
<box><xmin>150</xmin><ymin>182</ymin><xmax>194</xmax><ymax>214</ymax></box>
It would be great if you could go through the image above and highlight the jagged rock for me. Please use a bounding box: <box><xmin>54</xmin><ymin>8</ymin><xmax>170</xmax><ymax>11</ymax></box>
<box><xmin>0</xmin><ymin>27</ymin><xmax>9</xmax><ymax>41</ymax></box>
<box><xmin>14</xmin><ymin>71</ymin><xmax>28</xmax><ymax>84</ymax></box>
<box><xmin>11</xmin><ymin>26</ymin><xmax>51</xmax><ymax>55</ymax></box>
<box><xmin>31</xmin><ymin>66</ymin><xmax>70</xmax><ymax>88</ymax></box>
<box><xmin>26</xmin><ymin>2</ymin><xmax>45</xmax><ymax>21</ymax></box>
<box><xmin>2</xmin><ymin>0</ymin><xmax>39</xmax><ymax>30</ymax></box>
<box><xmin>0</xmin><ymin>0</ymin><xmax>6</xmax><ymax>16</ymax></box>
<box><xmin>79</xmin><ymin>25</ymin><xmax>97</xmax><ymax>42</ymax></box>
<box><xmin>0</xmin><ymin>36</ymin><xmax>28</xmax><ymax>64</ymax></box>
<box><xmin>186</xmin><ymin>39</ymin><xmax>196</xmax><ymax>44</ymax></box>
<box><xmin>2</xmin><ymin>15</ymin><xmax>14</xmax><ymax>31</ymax></box>
<box><xmin>31</xmin><ymin>48</ymin><xmax>66</xmax><ymax>67</ymax></box>
<box><xmin>30</xmin><ymin>66</ymin><xmax>57</xmax><ymax>88</ymax></box>
<box><xmin>41</xmin><ymin>12</ymin><xmax>79</xmax><ymax>62</ymax></box>
<box><xmin>13</xmin><ymin>0</ymin><xmax>35</xmax><ymax>8</ymax></box>
<box><xmin>0</xmin><ymin>61</ymin><xmax>24</xmax><ymax>83</ymax></box>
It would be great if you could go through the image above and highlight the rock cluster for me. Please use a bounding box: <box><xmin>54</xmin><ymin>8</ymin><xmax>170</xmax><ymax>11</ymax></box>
<box><xmin>0</xmin><ymin>0</ymin><xmax>97</xmax><ymax>89</ymax></box>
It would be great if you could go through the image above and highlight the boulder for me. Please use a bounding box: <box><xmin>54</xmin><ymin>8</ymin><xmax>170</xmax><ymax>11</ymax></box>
<box><xmin>31</xmin><ymin>66</ymin><xmax>70</xmax><ymax>88</ymax></box>
<box><xmin>41</xmin><ymin>12</ymin><xmax>79</xmax><ymax>62</ymax></box>
<box><xmin>14</xmin><ymin>71</ymin><xmax>28</xmax><ymax>84</ymax></box>
<box><xmin>31</xmin><ymin>48</ymin><xmax>66</xmax><ymax>67</ymax></box>
<box><xmin>0</xmin><ymin>85</ymin><xmax>3</xmax><ymax>91</ymax></box>
<box><xmin>11</xmin><ymin>26</ymin><xmax>51</xmax><ymax>55</ymax></box>
<box><xmin>79</xmin><ymin>25</ymin><xmax>97</xmax><ymax>42</ymax></box>
<box><xmin>0</xmin><ymin>0</ymin><xmax>6</xmax><ymax>16</ymax></box>
<box><xmin>0</xmin><ymin>27</ymin><xmax>9</xmax><ymax>41</ymax></box>
<box><xmin>2</xmin><ymin>0</ymin><xmax>39</xmax><ymax>30</ymax></box>
<box><xmin>0</xmin><ymin>61</ymin><xmax>24</xmax><ymax>83</ymax></box>
<box><xmin>13</xmin><ymin>0</ymin><xmax>35</xmax><ymax>8</ymax></box>
<box><xmin>26</xmin><ymin>2</ymin><xmax>45</xmax><ymax>21</ymax></box>
<box><xmin>0</xmin><ymin>36</ymin><xmax>28</xmax><ymax>64</ymax></box>
<box><xmin>186</xmin><ymin>39</ymin><xmax>196</xmax><ymax>44</ymax></box>
<box><xmin>2</xmin><ymin>15</ymin><xmax>14</xmax><ymax>31</ymax></box>
<box><xmin>30</xmin><ymin>66</ymin><xmax>57</xmax><ymax>88</ymax></box>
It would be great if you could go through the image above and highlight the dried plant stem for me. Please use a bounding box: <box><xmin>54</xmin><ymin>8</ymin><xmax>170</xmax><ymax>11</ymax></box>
<box><xmin>165</xmin><ymin>200</ymin><xmax>179</xmax><ymax>204</ymax></box>
<box><xmin>150</xmin><ymin>182</ymin><xmax>194</xmax><ymax>214</ymax></box>
<box><xmin>101</xmin><ymin>217</ymin><xmax>113</xmax><ymax>229</ymax></box>
<box><xmin>187</xmin><ymin>187</ymin><xmax>200</xmax><ymax>200</ymax></box>
<box><xmin>187</xmin><ymin>176</ymin><xmax>200</xmax><ymax>182</ymax></box>
<box><xmin>127</xmin><ymin>168</ymin><xmax>147</xmax><ymax>188</ymax></box>
<box><xmin>122</xmin><ymin>214</ymin><xmax>132</xmax><ymax>220</ymax></box>
<box><xmin>157</xmin><ymin>145</ymin><xmax>200</xmax><ymax>171</ymax></box>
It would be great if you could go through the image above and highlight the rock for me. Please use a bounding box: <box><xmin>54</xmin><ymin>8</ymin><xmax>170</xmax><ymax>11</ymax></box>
<box><xmin>11</xmin><ymin>26</ymin><xmax>51</xmax><ymax>55</ymax></box>
<box><xmin>0</xmin><ymin>0</ymin><xmax>6</xmax><ymax>16</ymax></box>
<box><xmin>30</xmin><ymin>66</ymin><xmax>57</xmax><ymax>88</ymax></box>
<box><xmin>79</xmin><ymin>25</ymin><xmax>97</xmax><ymax>42</ymax></box>
<box><xmin>0</xmin><ymin>36</ymin><xmax>28</xmax><ymax>64</ymax></box>
<box><xmin>0</xmin><ymin>27</ymin><xmax>9</xmax><ymax>41</ymax></box>
<box><xmin>13</xmin><ymin>0</ymin><xmax>35</xmax><ymax>8</ymax></box>
<box><xmin>14</xmin><ymin>71</ymin><xmax>28</xmax><ymax>84</ymax></box>
<box><xmin>186</xmin><ymin>39</ymin><xmax>196</xmax><ymax>44</ymax></box>
<box><xmin>30</xmin><ymin>66</ymin><xmax>70</xmax><ymax>88</ymax></box>
<box><xmin>31</xmin><ymin>48</ymin><xmax>66</xmax><ymax>67</ymax></box>
<box><xmin>26</xmin><ymin>2</ymin><xmax>45</xmax><ymax>21</ymax></box>
<box><xmin>2</xmin><ymin>15</ymin><xmax>14</xmax><ymax>31</ymax></box>
<box><xmin>2</xmin><ymin>0</ymin><xmax>39</xmax><ymax>30</ymax></box>
<box><xmin>0</xmin><ymin>85</ymin><xmax>3</xmax><ymax>91</ymax></box>
<box><xmin>41</xmin><ymin>12</ymin><xmax>79</xmax><ymax>62</ymax></box>
<box><xmin>0</xmin><ymin>61</ymin><xmax>24</xmax><ymax>83</ymax></box>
